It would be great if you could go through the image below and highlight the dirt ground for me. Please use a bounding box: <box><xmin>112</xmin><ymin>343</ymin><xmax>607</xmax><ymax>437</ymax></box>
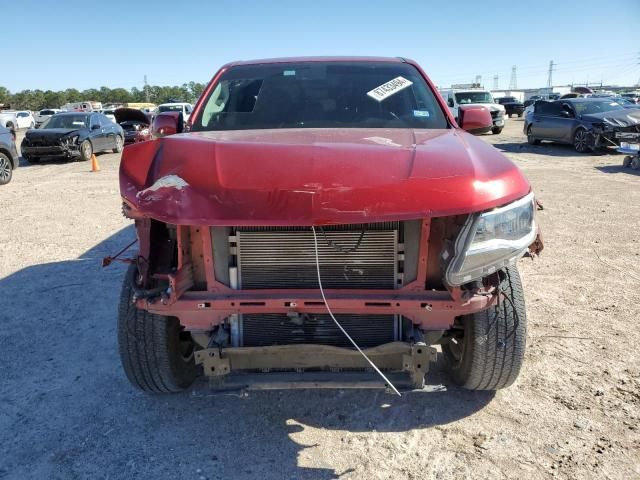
<box><xmin>0</xmin><ymin>119</ymin><xmax>638</xmax><ymax>480</ymax></box>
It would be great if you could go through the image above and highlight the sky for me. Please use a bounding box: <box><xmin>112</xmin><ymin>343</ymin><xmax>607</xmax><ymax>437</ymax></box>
<box><xmin>3</xmin><ymin>0</ymin><xmax>639</xmax><ymax>92</ymax></box>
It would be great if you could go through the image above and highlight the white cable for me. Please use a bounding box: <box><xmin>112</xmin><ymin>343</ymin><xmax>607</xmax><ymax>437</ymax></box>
<box><xmin>311</xmin><ymin>226</ymin><xmax>401</xmax><ymax>397</ymax></box>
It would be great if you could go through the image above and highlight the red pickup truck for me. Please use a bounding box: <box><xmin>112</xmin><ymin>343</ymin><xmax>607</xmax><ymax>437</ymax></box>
<box><xmin>117</xmin><ymin>57</ymin><xmax>542</xmax><ymax>394</ymax></box>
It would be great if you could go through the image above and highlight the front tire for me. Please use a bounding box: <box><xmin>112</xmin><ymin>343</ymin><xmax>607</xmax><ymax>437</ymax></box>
<box><xmin>573</xmin><ymin>128</ymin><xmax>592</xmax><ymax>153</ymax></box>
<box><xmin>79</xmin><ymin>140</ymin><xmax>93</xmax><ymax>161</ymax></box>
<box><xmin>492</xmin><ymin>127</ymin><xmax>503</xmax><ymax>135</ymax></box>
<box><xmin>0</xmin><ymin>153</ymin><xmax>12</xmax><ymax>185</ymax></box>
<box><xmin>442</xmin><ymin>265</ymin><xmax>527</xmax><ymax>390</ymax></box>
<box><xmin>117</xmin><ymin>264</ymin><xmax>197</xmax><ymax>393</ymax></box>
<box><xmin>113</xmin><ymin>135</ymin><xmax>123</xmax><ymax>153</ymax></box>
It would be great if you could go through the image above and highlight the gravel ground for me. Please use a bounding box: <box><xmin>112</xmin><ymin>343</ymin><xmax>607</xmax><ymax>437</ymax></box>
<box><xmin>0</xmin><ymin>121</ymin><xmax>638</xmax><ymax>479</ymax></box>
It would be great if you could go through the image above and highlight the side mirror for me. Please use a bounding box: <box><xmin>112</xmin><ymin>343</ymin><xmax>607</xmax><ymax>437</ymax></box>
<box><xmin>447</xmin><ymin>98</ymin><xmax>454</xmax><ymax>108</ymax></box>
<box><xmin>9</xmin><ymin>127</ymin><xmax>16</xmax><ymax>141</ymax></box>
<box><xmin>91</xmin><ymin>123</ymin><xmax>101</xmax><ymax>130</ymax></box>
<box><xmin>152</xmin><ymin>112</ymin><xmax>184</xmax><ymax>138</ymax></box>
<box><xmin>560</xmin><ymin>110</ymin><xmax>572</xmax><ymax>118</ymax></box>
<box><xmin>458</xmin><ymin>105</ymin><xmax>493</xmax><ymax>135</ymax></box>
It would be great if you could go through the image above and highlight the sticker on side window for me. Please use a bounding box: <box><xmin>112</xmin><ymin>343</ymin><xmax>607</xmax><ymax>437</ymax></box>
<box><xmin>367</xmin><ymin>76</ymin><xmax>413</xmax><ymax>102</ymax></box>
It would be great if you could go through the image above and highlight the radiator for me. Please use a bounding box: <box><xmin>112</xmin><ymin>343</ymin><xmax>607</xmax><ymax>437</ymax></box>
<box><xmin>234</xmin><ymin>223</ymin><xmax>400</xmax><ymax>290</ymax></box>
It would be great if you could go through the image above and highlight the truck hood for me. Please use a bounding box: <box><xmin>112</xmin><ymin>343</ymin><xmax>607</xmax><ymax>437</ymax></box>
<box><xmin>24</xmin><ymin>128</ymin><xmax>82</xmax><ymax>141</ymax></box>
<box><xmin>120</xmin><ymin>128</ymin><xmax>530</xmax><ymax>225</ymax></box>
<box><xmin>581</xmin><ymin>109</ymin><xmax>640</xmax><ymax>127</ymax></box>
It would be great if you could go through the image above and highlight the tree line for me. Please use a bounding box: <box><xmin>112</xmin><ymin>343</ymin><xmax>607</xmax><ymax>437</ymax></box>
<box><xmin>0</xmin><ymin>82</ymin><xmax>207</xmax><ymax>111</ymax></box>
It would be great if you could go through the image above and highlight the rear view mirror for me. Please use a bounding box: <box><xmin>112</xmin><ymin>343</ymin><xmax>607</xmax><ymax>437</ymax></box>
<box><xmin>152</xmin><ymin>112</ymin><xmax>184</xmax><ymax>138</ymax></box>
<box><xmin>560</xmin><ymin>110</ymin><xmax>572</xmax><ymax>118</ymax></box>
<box><xmin>447</xmin><ymin>98</ymin><xmax>454</xmax><ymax>108</ymax></box>
<box><xmin>457</xmin><ymin>105</ymin><xmax>493</xmax><ymax>135</ymax></box>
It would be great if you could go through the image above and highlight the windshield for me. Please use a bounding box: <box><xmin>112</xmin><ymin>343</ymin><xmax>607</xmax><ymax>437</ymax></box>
<box><xmin>43</xmin><ymin>114</ymin><xmax>88</xmax><ymax>129</ymax></box>
<box><xmin>573</xmin><ymin>101</ymin><xmax>625</xmax><ymax>115</ymax></box>
<box><xmin>158</xmin><ymin>105</ymin><xmax>184</xmax><ymax>112</ymax></box>
<box><xmin>500</xmin><ymin>97</ymin><xmax>517</xmax><ymax>103</ymax></box>
<box><xmin>454</xmin><ymin>91</ymin><xmax>493</xmax><ymax>104</ymax></box>
<box><xmin>39</xmin><ymin>110</ymin><xmax>55</xmax><ymax>115</ymax></box>
<box><xmin>192</xmin><ymin>62</ymin><xmax>448</xmax><ymax>131</ymax></box>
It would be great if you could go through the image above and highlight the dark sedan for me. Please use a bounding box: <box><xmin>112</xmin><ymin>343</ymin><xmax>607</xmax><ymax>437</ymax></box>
<box><xmin>523</xmin><ymin>98</ymin><xmax>640</xmax><ymax>153</ymax></box>
<box><xmin>0</xmin><ymin>126</ymin><xmax>19</xmax><ymax>185</ymax></box>
<box><xmin>21</xmin><ymin>112</ymin><xmax>124</xmax><ymax>163</ymax></box>
<box><xmin>497</xmin><ymin>96</ymin><xmax>525</xmax><ymax>117</ymax></box>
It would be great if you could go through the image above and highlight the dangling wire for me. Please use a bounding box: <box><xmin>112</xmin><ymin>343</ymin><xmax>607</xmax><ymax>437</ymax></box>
<box><xmin>311</xmin><ymin>226</ymin><xmax>401</xmax><ymax>396</ymax></box>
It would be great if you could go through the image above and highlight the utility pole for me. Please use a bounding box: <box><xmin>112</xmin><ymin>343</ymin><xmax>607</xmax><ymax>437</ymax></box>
<box><xmin>475</xmin><ymin>75</ymin><xmax>482</xmax><ymax>87</ymax></box>
<box><xmin>546</xmin><ymin>60</ymin><xmax>555</xmax><ymax>89</ymax></box>
<box><xmin>493</xmin><ymin>75</ymin><xmax>499</xmax><ymax>90</ymax></box>
<box><xmin>509</xmin><ymin>65</ymin><xmax>517</xmax><ymax>90</ymax></box>
<box><xmin>144</xmin><ymin>75</ymin><xmax>149</xmax><ymax>102</ymax></box>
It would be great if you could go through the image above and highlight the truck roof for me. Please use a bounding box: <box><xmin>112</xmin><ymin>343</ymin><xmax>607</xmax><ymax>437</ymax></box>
<box><xmin>226</xmin><ymin>56</ymin><xmax>407</xmax><ymax>67</ymax></box>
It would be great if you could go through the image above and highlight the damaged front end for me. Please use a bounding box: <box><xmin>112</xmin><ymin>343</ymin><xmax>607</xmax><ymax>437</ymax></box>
<box><xmin>112</xmin><ymin>129</ymin><xmax>541</xmax><ymax>391</ymax></box>
<box><xmin>588</xmin><ymin>111</ymin><xmax>640</xmax><ymax>150</ymax></box>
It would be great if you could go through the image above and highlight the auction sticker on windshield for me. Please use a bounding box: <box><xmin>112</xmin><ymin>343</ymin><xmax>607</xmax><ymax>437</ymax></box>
<box><xmin>367</xmin><ymin>76</ymin><xmax>413</xmax><ymax>102</ymax></box>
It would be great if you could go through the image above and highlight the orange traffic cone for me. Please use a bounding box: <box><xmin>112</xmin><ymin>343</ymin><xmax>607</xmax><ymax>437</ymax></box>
<box><xmin>90</xmin><ymin>154</ymin><xmax>100</xmax><ymax>172</ymax></box>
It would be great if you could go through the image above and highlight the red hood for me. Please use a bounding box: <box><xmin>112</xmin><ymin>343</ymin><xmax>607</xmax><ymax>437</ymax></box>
<box><xmin>120</xmin><ymin>128</ymin><xmax>530</xmax><ymax>225</ymax></box>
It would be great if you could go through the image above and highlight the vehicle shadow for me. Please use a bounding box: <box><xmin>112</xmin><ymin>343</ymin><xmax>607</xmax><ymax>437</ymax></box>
<box><xmin>0</xmin><ymin>226</ymin><xmax>494</xmax><ymax>480</ymax></box>
<box><xmin>595</xmin><ymin>164</ymin><xmax>640</xmax><ymax>176</ymax></box>
<box><xmin>494</xmin><ymin>141</ymin><xmax>618</xmax><ymax>158</ymax></box>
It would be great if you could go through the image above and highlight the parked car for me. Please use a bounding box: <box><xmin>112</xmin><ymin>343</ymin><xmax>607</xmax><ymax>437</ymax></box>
<box><xmin>496</xmin><ymin>96</ymin><xmax>525</xmax><ymax>117</ymax></box>
<box><xmin>35</xmin><ymin>108</ymin><xmax>62</xmax><ymax>127</ymax></box>
<box><xmin>439</xmin><ymin>88</ymin><xmax>505</xmax><ymax>134</ymax></box>
<box><xmin>114</xmin><ymin>108</ymin><xmax>151</xmax><ymax>145</ymax></box>
<box><xmin>0</xmin><ymin>126</ymin><xmax>19</xmax><ymax>185</ymax></box>
<box><xmin>157</xmin><ymin>102</ymin><xmax>193</xmax><ymax>124</ymax></box>
<box><xmin>524</xmin><ymin>98</ymin><xmax>640</xmax><ymax>153</ymax></box>
<box><xmin>612</xmin><ymin>97</ymin><xmax>640</xmax><ymax>109</ymax></box>
<box><xmin>15</xmin><ymin>111</ymin><xmax>35</xmax><ymax>129</ymax></box>
<box><xmin>21</xmin><ymin>112</ymin><xmax>124</xmax><ymax>162</ymax></box>
<box><xmin>0</xmin><ymin>111</ymin><xmax>17</xmax><ymax>130</ymax></box>
<box><xmin>116</xmin><ymin>57</ymin><xmax>542</xmax><ymax>394</ymax></box>
<box><xmin>620</xmin><ymin>92</ymin><xmax>639</xmax><ymax>104</ymax></box>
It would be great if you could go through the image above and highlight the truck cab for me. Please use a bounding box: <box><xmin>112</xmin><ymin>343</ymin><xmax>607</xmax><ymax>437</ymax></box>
<box><xmin>439</xmin><ymin>88</ymin><xmax>506</xmax><ymax>134</ymax></box>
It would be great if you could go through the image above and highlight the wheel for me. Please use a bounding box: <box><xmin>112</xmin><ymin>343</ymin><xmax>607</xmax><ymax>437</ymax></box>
<box><xmin>517</xmin><ymin>113</ymin><xmax>523</xmax><ymax>118</ymax></box>
<box><xmin>25</xmin><ymin>155</ymin><xmax>39</xmax><ymax>164</ymax></box>
<box><xmin>573</xmin><ymin>128</ymin><xmax>592</xmax><ymax>153</ymax></box>
<box><xmin>117</xmin><ymin>264</ymin><xmax>197</xmax><ymax>393</ymax></box>
<box><xmin>442</xmin><ymin>265</ymin><xmax>527</xmax><ymax>390</ymax></box>
<box><xmin>492</xmin><ymin>127</ymin><xmax>503</xmax><ymax>135</ymax></box>
<box><xmin>29</xmin><ymin>121</ymin><xmax>35</xmax><ymax>129</ymax></box>
<box><xmin>623</xmin><ymin>156</ymin><xmax>633</xmax><ymax>168</ymax></box>
<box><xmin>79</xmin><ymin>140</ymin><xmax>93</xmax><ymax>161</ymax></box>
<box><xmin>5</xmin><ymin>122</ymin><xmax>14</xmax><ymax>130</ymax></box>
<box><xmin>113</xmin><ymin>135</ymin><xmax>123</xmax><ymax>153</ymax></box>
<box><xmin>632</xmin><ymin>156</ymin><xmax>640</xmax><ymax>170</ymax></box>
<box><xmin>527</xmin><ymin>126</ymin><xmax>540</xmax><ymax>145</ymax></box>
<box><xmin>0</xmin><ymin>152</ymin><xmax>12</xmax><ymax>185</ymax></box>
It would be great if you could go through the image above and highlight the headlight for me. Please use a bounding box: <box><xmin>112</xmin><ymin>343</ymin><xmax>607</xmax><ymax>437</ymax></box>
<box><xmin>445</xmin><ymin>192</ymin><xmax>536</xmax><ymax>286</ymax></box>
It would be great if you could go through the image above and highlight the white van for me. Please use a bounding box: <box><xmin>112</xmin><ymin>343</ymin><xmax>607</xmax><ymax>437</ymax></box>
<box><xmin>439</xmin><ymin>88</ymin><xmax>506</xmax><ymax>134</ymax></box>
